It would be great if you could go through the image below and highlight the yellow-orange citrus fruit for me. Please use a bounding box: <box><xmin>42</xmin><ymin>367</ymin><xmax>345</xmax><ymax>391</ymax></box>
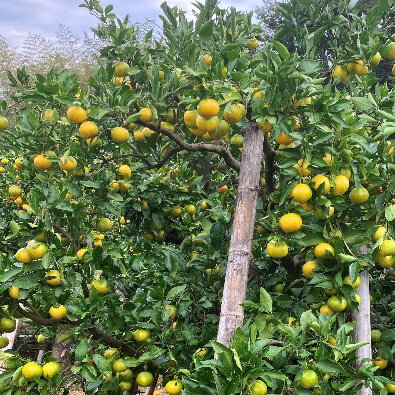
<box><xmin>59</xmin><ymin>156</ymin><xmax>77</xmax><ymax>171</ymax></box>
<box><xmin>266</xmin><ymin>241</ymin><xmax>289</xmax><ymax>258</ymax></box>
<box><xmin>349</xmin><ymin>187</ymin><xmax>369</xmax><ymax>203</ymax></box>
<box><xmin>184</xmin><ymin>110</ymin><xmax>198</xmax><ymax>128</ymax></box>
<box><xmin>314</xmin><ymin>243</ymin><xmax>334</xmax><ymax>258</ymax></box>
<box><xmin>312</xmin><ymin>175</ymin><xmax>330</xmax><ymax>194</ymax></box>
<box><xmin>67</xmin><ymin>106</ymin><xmax>87</xmax><ymax>123</ymax></box>
<box><xmin>79</xmin><ymin>121</ymin><xmax>98</xmax><ymax>139</ymax></box>
<box><xmin>34</xmin><ymin>154</ymin><xmax>52</xmax><ymax>170</ymax></box>
<box><xmin>275</xmin><ymin>131</ymin><xmax>294</xmax><ymax>145</ymax></box>
<box><xmin>279</xmin><ymin>213</ymin><xmax>302</xmax><ymax>233</ymax></box>
<box><xmin>49</xmin><ymin>305</ymin><xmax>67</xmax><ymax>319</ymax></box>
<box><xmin>197</xmin><ymin>99</ymin><xmax>220</xmax><ymax>118</ymax></box>
<box><xmin>291</xmin><ymin>183</ymin><xmax>312</xmax><ymax>202</ymax></box>
<box><xmin>302</xmin><ymin>261</ymin><xmax>318</xmax><ymax>279</ymax></box>
<box><xmin>140</xmin><ymin>108</ymin><xmax>153</xmax><ymax>123</ymax></box>
<box><xmin>111</xmin><ymin>127</ymin><xmax>129</xmax><ymax>143</ymax></box>
<box><xmin>46</xmin><ymin>270</ymin><xmax>61</xmax><ymax>286</ymax></box>
<box><xmin>294</xmin><ymin>159</ymin><xmax>311</xmax><ymax>176</ymax></box>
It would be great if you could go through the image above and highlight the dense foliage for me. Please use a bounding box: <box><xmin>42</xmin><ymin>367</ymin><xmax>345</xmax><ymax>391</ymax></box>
<box><xmin>0</xmin><ymin>0</ymin><xmax>395</xmax><ymax>394</ymax></box>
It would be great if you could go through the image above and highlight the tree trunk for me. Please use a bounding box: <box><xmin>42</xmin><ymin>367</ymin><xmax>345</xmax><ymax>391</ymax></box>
<box><xmin>52</xmin><ymin>326</ymin><xmax>73</xmax><ymax>371</ymax></box>
<box><xmin>352</xmin><ymin>256</ymin><xmax>372</xmax><ymax>395</ymax></box>
<box><xmin>216</xmin><ymin>123</ymin><xmax>264</xmax><ymax>346</ymax></box>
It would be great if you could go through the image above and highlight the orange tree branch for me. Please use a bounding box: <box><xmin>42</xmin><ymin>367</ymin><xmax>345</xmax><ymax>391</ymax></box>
<box><xmin>135</xmin><ymin>120</ymin><xmax>241</xmax><ymax>171</ymax></box>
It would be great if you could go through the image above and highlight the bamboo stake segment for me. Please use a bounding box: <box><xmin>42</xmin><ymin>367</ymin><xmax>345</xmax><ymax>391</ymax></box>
<box><xmin>216</xmin><ymin>123</ymin><xmax>264</xmax><ymax>346</ymax></box>
<box><xmin>352</xmin><ymin>263</ymin><xmax>372</xmax><ymax>395</ymax></box>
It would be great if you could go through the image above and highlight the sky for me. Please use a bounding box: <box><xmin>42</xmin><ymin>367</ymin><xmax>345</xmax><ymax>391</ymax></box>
<box><xmin>0</xmin><ymin>0</ymin><xmax>259</xmax><ymax>48</ymax></box>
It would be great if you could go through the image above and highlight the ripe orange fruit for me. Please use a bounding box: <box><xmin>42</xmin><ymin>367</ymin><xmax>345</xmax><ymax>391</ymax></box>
<box><xmin>340</xmin><ymin>167</ymin><xmax>352</xmax><ymax>179</ymax></box>
<box><xmin>0</xmin><ymin>116</ymin><xmax>9</xmax><ymax>131</ymax></box>
<box><xmin>119</xmin><ymin>382</ymin><xmax>133</xmax><ymax>391</ymax></box>
<box><xmin>217</xmin><ymin>185</ymin><xmax>228</xmax><ymax>193</ymax></box>
<box><xmin>92</xmin><ymin>280</ymin><xmax>110</xmax><ymax>295</ymax></box>
<box><xmin>332</xmin><ymin>65</ymin><xmax>342</xmax><ymax>78</ymax></box>
<box><xmin>223</xmin><ymin>104</ymin><xmax>245</xmax><ymax>124</ymax></box>
<box><xmin>266</xmin><ymin>241</ymin><xmax>289</xmax><ymax>258</ymax></box>
<box><xmin>300</xmin><ymin>370</ymin><xmax>318</xmax><ymax>389</ymax></box>
<box><xmin>302</xmin><ymin>261</ymin><xmax>318</xmax><ymax>279</ymax></box>
<box><xmin>103</xmin><ymin>348</ymin><xmax>118</xmax><ymax>359</ymax></box>
<box><xmin>279</xmin><ymin>213</ymin><xmax>302</xmax><ymax>233</ymax></box>
<box><xmin>133</xmin><ymin>329</ymin><xmax>150</xmax><ymax>342</ymax></box>
<box><xmin>196</xmin><ymin>115</ymin><xmax>219</xmax><ymax>133</ymax></box>
<box><xmin>314</xmin><ymin>243</ymin><xmax>334</xmax><ymax>258</ymax></box>
<box><xmin>257</xmin><ymin>120</ymin><xmax>272</xmax><ymax>133</ymax></box>
<box><xmin>76</xmin><ymin>248</ymin><xmax>88</xmax><ymax>260</ymax></box>
<box><xmin>250</xmin><ymin>380</ymin><xmax>267</xmax><ymax>395</ymax></box>
<box><xmin>49</xmin><ymin>305</ymin><xmax>67</xmax><ymax>319</ymax></box>
<box><xmin>320</xmin><ymin>304</ymin><xmax>335</xmax><ymax>316</ymax></box>
<box><xmin>9</xmin><ymin>285</ymin><xmax>19</xmax><ymax>299</ymax></box>
<box><xmin>332</xmin><ymin>175</ymin><xmax>349</xmax><ymax>196</ymax></box>
<box><xmin>22</xmin><ymin>362</ymin><xmax>42</xmax><ymax>379</ymax></box>
<box><xmin>379</xmin><ymin>239</ymin><xmax>395</xmax><ymax>256</ymax></box>
<box><xmin>376</xmin><ymin>254</ymin><xmax>394</xmax><ymax>268</ymax></box>
<box><xmin>247</xmin><ymin>38</ymin><xmax>259</xmax><ymax>49</ymax></box>
<box><xmin>275</xmin><ymin>131</ymin><xmax>294</xmax><ymax>145</ymax></box>
<box><xmin>9</xmin><ymin>185</ymin><xmax>22</xmax><ymax>197</ymax></box>
<box><xmin>114</xmin><ymin>61</ymin><xmax>129</xmax><ymax>77</ymax></box>
<box><xmin>165</xmin><ymin>380</ymin><xmax>183</xmax><ymax>394</ymax></box>
<box><xmin>184</xmin><ymin>110</ymin><xmax>198</xmax><ymax>128</ymax></box>
<box><xmin>118</xmin><ymin>165</ymin><xmax>132</xmax><ymax>180</ymax></box>
<box><xmin>67</xmin><ymin>106</ymin><xmax>87</xmax><ymax>123</ymax></box>
<box><xmin>371</xmin><ymin>52</ymin><xmax>381</xmax><ymax>66</ymax></box>
<box><xmin>42</xmin><ymin>361</ymin><xmax>61</xmax><ymax>378</ymax></box>
<box><xmin>343</xmin><ymin>275</ymin><xmax>361</xmax><ymax>289</ymax></box>
<box><xmin>197</xmin><ymin>99</ymin><xmax>220</xmax><ymax>118</ymax></box>
<box><xmin>111</xmin><ymin>127</ymin><xmax>129</xmax><ymax>143</ymax></box>
<box><xmin>312</xmin><ymin>175</ymin><xmax>330</xmax><ymax>194</ymax></box>
<box><xmin>373</xmin><ymin>358</ymin><xmax>388</xmax><ymax>369</ymax></box>
<box><xmin>96</xmin><ymin>217</ymin><xmax>114</xmax><ymax>232</ymax></box>
<box><xmin>46</xmin><ymin>270</ymin><xmax>61</xmax><ymax>286</ymax></box>
<box><xmin>136</xmin><ymin>372</ymin><xmax>154</xmax><ymax>387</ymax></box>
<box><xmin>293</xmin><ymin>159</ymin><xmax>311</xmax><ymax>176</ymax></box>
<box><xmin>349</xmin><ymin>187</ymin><xmax>369</xmax><ymax>203</ymax></box>
<box><xmin>15</xmin><ymin>248</ymin><xmax>32</xmax><ymax>264</ymax></box>
<box><xmin>28</xmin><ymin>243</ymin><xmax>48</xmax><ymax>260</ymax></box>
<box><xmin>291</xmin><ymin>183</ymin><xmax>312</xmax><ymax>202</ymax></box>
<box><xmin>327</xmin><ymin>295</ymin><xmax>347</xmax><ymax>311</ymax></box>
<box><xmin>34</xmin><ymin>154</ymin><xmax>52</xmax><ymax>170</ymax></box>
<box><xmin>0</xmin><ymin>317</ymin><xmax>16</xmax><ymax>332</ymax></box>
<box><xmin>0</xmin><ymin>336</ymin><xmax>9</xmax><ymax>348</ymax></box>
<box><xmin>202</xmin><ymin>54</ymin><xmax>212</xmax><ymax>66</ymax></box>
<box><xmin>140</xmin><ymin>108</ymin><xmax>153</xmax><ymax>123</ymax></box>
<box><xmin>112</xmin><ymin>359</ymin><xmax>127</xmax><ymax>372</ymax></box>
<box><xmin>59</xmin><ymin>156</ymin><xmax>77</xmax><ymax>171</ymax></box>
<box><xmin>322</xmin><ymin>152</ymin><xmax>333</xmax><ymax>166</ymax></box>
<box><xmin>373</xmin><ymin>226</ymin><xmax>386</xmax><ymax>241</ymax></box>
<box><xmin>164</xmin><ymin>305</ymin><xmax>177</xmax><ymax>318</ymax></box>
<box><xmin>79</xmin><ymin>121</ymin><xmax>98</xmax><ymax>139</ymax></box>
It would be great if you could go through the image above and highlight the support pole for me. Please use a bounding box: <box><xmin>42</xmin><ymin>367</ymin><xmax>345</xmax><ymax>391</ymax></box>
<box><xmin>352</xmin><ymin>255</ymin><xmax>372</xmax><ymax>395</ymax></box>
<box><xmin>216</xmin><ymin>123</ymin><xmax>264</xmax><ymax>346</ymax></box>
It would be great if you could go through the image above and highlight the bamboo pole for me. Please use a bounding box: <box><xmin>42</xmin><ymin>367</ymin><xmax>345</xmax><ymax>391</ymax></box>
<box><xmin>352</xmin><ymin>256</ymin><xmax>372</xmax><ymax>395</ymax></box>
<box><xmin>216</xmin><ymin>122</ymin><xmax>264</xmax><ymax>346</ymax></box>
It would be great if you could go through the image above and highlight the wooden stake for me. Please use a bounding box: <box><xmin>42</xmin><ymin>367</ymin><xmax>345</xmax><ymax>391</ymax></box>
<box><xmin>352</xmin><ymin>262</ymin><xmax>372</xmax><ymax>395</ymax></box>
<box><xmin>216</xmin><ymin>122</ymin><xmax>264</xmax><ymax>346</ymax></box>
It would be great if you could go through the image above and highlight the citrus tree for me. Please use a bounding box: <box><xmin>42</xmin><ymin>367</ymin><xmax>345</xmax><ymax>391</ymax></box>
<box><xmin>0</xmin><ymin>0</ymin><xmax>395</xmax><ymax>394</ymax></box>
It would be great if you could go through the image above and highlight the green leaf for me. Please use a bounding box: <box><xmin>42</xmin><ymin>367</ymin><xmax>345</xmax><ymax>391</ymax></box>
<box><xmin>351</xmin><ymin>97</ymin><xmax>375</xmax><ymax>111</ymax></box>
<box><xmin>166</xmin><ymin>285</ymin><xmax>187</xmax><ymax>300</ymax></box>
<box><xmin>8</xmin><ymin>221</ymin><xmax>20</xmax><ymax>239</ymax></box>
<box><xmin>272</xmin><ymin>40</ymin><xmax>290</xmax><ymax>59</ymax></box>
<box><xmin>0</xmin><ymin>268</ymin><xmax>23</xmax><ymax>283</ymax></box>
<box><xmin>199</xmin><ymin>20</ymin><xmax>214</xmax><ymax>40</ymax></box>
<box><xmin>315</xmin><ymin>360</ymin><xmax>346</xmax><ymax>374</ymax></box>
<box><xmin>259</xmin><ymin>288</ymin><xmax>272</xmax><ymax>313</ymax></box>
<box><xmin>385</xmin><ymin>205</ymin><xmax>395</xmax><ymax>222</ymax></box>
<box><xmin>381</xmin><ymin>329</ymin><xmax>395</xmax><ymax>342</ymax></box>
<box><xmin>92</xmin><ymin>354</ymin><xmax>111</xmax><ymax>373</ymax></box>
<box><xmin>74</xmin><ymin>339</ymin><xmax>90</xmax><ymax>361</ymax></box>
